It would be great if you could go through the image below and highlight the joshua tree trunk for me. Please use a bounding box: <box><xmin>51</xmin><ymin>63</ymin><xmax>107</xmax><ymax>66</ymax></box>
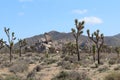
<box><xmin>92</xmin><ymin>45</ymin><xmax>96</xmax><ymax>62</ymax></box>
<box><xmin>97</xmin><ymin>44</ymin><xmax>102</xmax><ymax>64</ymax></box>
<box><xmin>93</xmin><ymin>54</ymin><xmax>95</xmax><ymax>62</ymax></box>
<box><xmin>19</xmin><ymin>46</ymin><xmax>22</xmax><ymax>57</ymax></box>
<box><xmin>97</xmin><ymin>49</ymin><xmax>100</xmax><ymax>64</ymax></box>
<box><xmin>76</xmin><ymin>37</ymin><xmax>80</xmax><ymax>61</ymax></box>
<box><xmin>18</xmin><ymin>39</ymin><xmax>27</xmax><ymax>57</ymax></box>
<box><xmin>10</xmin><ymin>47</ymin><xmax>12</xmax><ymax>62</ymax></box>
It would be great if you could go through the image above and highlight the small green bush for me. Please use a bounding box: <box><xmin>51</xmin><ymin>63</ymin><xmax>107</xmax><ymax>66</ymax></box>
<box><xmin>114</xmin><ymin>65</ymin><xmax>120</xmax><ymax>70</ymax></box>
<box><xmin>52</xmin><ymin>71</ymin><xmax>91</xmax><ymax>80</ymax></box>
<box><xmin>108</xmin><ymin>59</ymin><xmax>116</xmax><ymax>65</ymax></box>
<box><xmin>116</xmin><ymin>58</ymin><xmax>120</xmax><ymax>64</ymax></box>
<box><xmin>33</xmin><ymin>65</ymin><xmax>42</xmax><ymax>72</ymax></box>
<box><xmin>9</xmin><ymin>60</ymin><xmax>29</xmax><ymax>73</ymax></box>
<box><xmin>1</xmin><ymin>61</ymin><xmax>13</xmax><ymax>68</ymax></box>
<box><xmin>97</xmin><ymin>65</ymin><xmax>109</xmax><ymax>73</ymax></box>
<box><xmin>57</xmin><ymin>61</ymin><xmax>74</xmax><ymax>70</ymax></box>
<box><xmin>4</xmin><ymin>75</ymin><xmax>20</xmax><ymax>80</ymax></box>
<box><xmin>44</xmin><ymin>58</ymin><xmax>57</xmax><ymax>64</ymax></box>
<box><xmin>27</xmin><ymin>71</ymin><xmax>36</xmax><ymax>80</ymax></box>
<box><xmin>63</xmin><ymin>55</ymin><xmax>77</xmax><ymax>63</ymax></box>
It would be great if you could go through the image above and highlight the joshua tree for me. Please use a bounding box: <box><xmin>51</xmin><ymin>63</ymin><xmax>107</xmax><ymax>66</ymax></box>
<box><xmin>115</xmin><ymin>47</ymin><xmax>120</xmax><ymax>58</ymax></box>
<box><xmin>92</xmin><ymin>45</ymin><xmax>96</xmax><ymax>62</ymax></box>
<box><xmin>0</xmin><ymin>39</ymin><xmax>5</xmax><ymax>50</ymax></box>
<box><xmin>71</xmin><ymin>19</ymin><xmax>84</xmax><ymax>61</ymax></box>
<box><xmin>4</xmin><ymin>27</ymin><xmax>16</xmax><ymax>62</ymax></box>
<box><xmin>18</xmin><ymin>39</ymin><xmax>27</xmax><ymax>57</ymax></box>
<box><xmin>87</xmin><ymin>29</ymin><xmax>104</xmax><ymax>64</ymax></box>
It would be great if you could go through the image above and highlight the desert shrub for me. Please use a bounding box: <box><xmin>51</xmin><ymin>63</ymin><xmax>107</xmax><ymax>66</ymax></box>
<box><xmin>104</xmin><ymin>72</ymin><xmax>120</xmax><ymax>80</ymax></box>
<box><xmin>27</xmin><ymin>71</ymin><xmax>36</xmax><ymax>80</ymax></box>
<box><xmin>32</xmin><ymin>56</ymin><xmax>40</xmax><ymax>62</ymax></box>
<box><xmin>57</xmin><ymin>61</ymin><xmax>74</xmax><ymax>70</ymax></box>
<box><xmin>0</xmin><ymin>75</ymin><xmax>3</xmax><ymax>80</ymax></box>
<box><xmin>80</xmin><ymin>58</ymin><xmax>94</xmax><ymax>67</ymax></box>
<box><xmin>33</xmin><ymin>65</ymin><xmax>42</xmax><ymax>72</ymax></box>
<box><xmin>1</xmin><ymin>61</ymin><xmax>13</xmax><ymax>68</ymax></box>
<box><xmin>25</xmin><ymin>52</ymin><xmax>33</xmax><ymax>57</ymax></box>
<box><xmin>108</xmin><ymin>59</ymin><xmax>116</xmax><ymax>65</ymax></box>
<box><xmin>63</xmin><ymin>55</ymin><xmax>77</xmax><ymax>63</ymax></box>
<box><xmin>44</xmin><ymin>58</ymin><xmax>57</xmax><ymax>64</ymax></box>
<box><xmin>90</xmin><ymin>62</ymin><xmax>98</xmax><ymax>68</ymax></box>
<box><xmin>60</xmin><ymin>54</ymin><xmax>66</xmax><ymax>58</ymax></box>
<box><xmin>52</xmin><ymin>71</ymin><xmax>91</xmax><ymax>80</ymax></box>
<box><xmin>4</xmin><ymin>75</ymin><xmax>20</xmax><ymax>80</ymax></box>
<box><xmin>26</xmin><ymin>78</ymin><xmax>36</xmax><ymax>80</ymax></box>
<box><xmin>116</xmin><ymin>58</ymin><xmax>120</xmax><ymax>64</ymax></box>
<box><xmin>114</xmin><ymin>65</ymin><xmax>120</xmax><ymax>70</ymax></box>
<box><xmin>26</xmin><ymin>67</ymin><xmax>41</xmax><ymax>80</ymax></box>
<box><xmin>55</xmin><ymin>71</ymin><xmax>68</xmax><ymax>79</ymax></box>
<box><xmin>9</xmin><ymin>60</ymin><xmax>29</xmax><ymax>73</ymax></box>
<box><xmin>49</xmin><ymin>47</ymin><xmax>55</xmax><ymax>53</ymax></box>
<box><xmin>97</xmin><ymin>65</ymin><xmax>109</xmax><ymax>73</ymax></box>
<box><xmin>24</xmin><ymin>57</ymin><xmax>35</xmax><ymax>64</ymax></box>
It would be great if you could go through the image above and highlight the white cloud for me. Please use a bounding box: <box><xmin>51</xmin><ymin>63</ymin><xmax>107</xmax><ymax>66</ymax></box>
<box><xmin>18</xmin><ymin>12</ymin><xmax>25</xmax><ymax>16</ymax></box>
<box><xmin>72</xmin><ymin>9</ymin><xmax>87</xmax><ymax>14</ymax></box>
<box><xmin>79</xmin><ymin>16</ymin><xmax>103</xmax><ymax>25</ymax></box>
<box><xmin>19</xmin><ymin>0</ymin><xmax>33</xmax><ymax>2</ymax></box>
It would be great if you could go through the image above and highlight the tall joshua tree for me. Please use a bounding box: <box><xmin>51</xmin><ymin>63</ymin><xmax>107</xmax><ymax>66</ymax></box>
<box><xmin>4</xmin><ymin>27</ymin><xmax>16</xmax><ymax>62</ymax></box>
<box><xmin>87</xmin><ymin>29</ymin><xmax>104</xmax><ymax>64</ymax></box>
<box><xmin>71</xmin><ymin>19</ymin><xmax>84</xmax><ymax>61</ymax></box>
<box><xmin>0</xmin><ymin>39</ymin><xmax>5</xmax><ymax>50</ymax></box>
<box><xmin>18</xmin><ymin>39</ymin><xmax>27</xmax><ymax>57</ymax></box>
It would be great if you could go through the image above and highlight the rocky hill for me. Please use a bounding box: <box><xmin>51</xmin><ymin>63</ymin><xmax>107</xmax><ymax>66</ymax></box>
<box><xmin>23</xmin><ymin>31</ymin><xmax>120</xmax><ymax>47</ymax></box>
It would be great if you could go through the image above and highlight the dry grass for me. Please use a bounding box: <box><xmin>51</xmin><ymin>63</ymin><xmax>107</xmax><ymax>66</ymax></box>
<box><xmin>104</xmin><ymin>71</ymin><xmax>120</xmax><ymax>80</ymax></box>
<box><xmin>52</xmin><ymin>70</ymin><xmax>91</xmax><ymax>80</ymax></box>
<box><xmin>0</xmin><ymin>52</ymin><xmax>120</xmax><ymax>80</ymax></box>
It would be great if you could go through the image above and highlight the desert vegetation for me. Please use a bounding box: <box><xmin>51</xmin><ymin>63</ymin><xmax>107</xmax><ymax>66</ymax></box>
<box><xmin>0</xmin><ymin>19</ymin><xmax>120</xmax><ymax>80</ymax></box>
<box><xmin>18</xmin><ymin>39</ymin><xmax>27</xmax><ymax>57</ymax></box>
<box><xmin>4</xmin><ymin>27</ymin><xmax>16</xmax><ymax>62</ymax></box>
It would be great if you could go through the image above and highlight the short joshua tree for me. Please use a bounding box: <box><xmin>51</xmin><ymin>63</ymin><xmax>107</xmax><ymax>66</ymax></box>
<box><xmin>18</xmin><ymin>39</ymin><xmax>27</xmax><ymax>57</ymax></box>
<box><xmin>87</xmin><ymin>29</ymin><xmax>104</xmax><ymax>64</ymax></box>
<box><xmin>71</xmin><ymin>19</ymin><xmax>84</xmax><ymax>61</ymax></box>
<box><xmin>0</xmin><ymin>39</ymin><xmax>5</xmax><ymax>50</ymax></box>
<box><xmin>4</xmin><ymin>27</ymin><xmax>16</xmax><ymax>62</ymax></box>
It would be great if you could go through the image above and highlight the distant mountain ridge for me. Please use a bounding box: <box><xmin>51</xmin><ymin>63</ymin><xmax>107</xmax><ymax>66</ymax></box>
<box><xmin>24</xmin><ymin>31</ymin><xmax>120</xmax><ymax>47</ymax></box>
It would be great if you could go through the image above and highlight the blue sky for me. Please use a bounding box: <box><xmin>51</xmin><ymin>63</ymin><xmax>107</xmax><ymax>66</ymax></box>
<box><xmin>0</xmin><ymin>0</ymin><xmax>120</xmax><ymax>41</ymax></box>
